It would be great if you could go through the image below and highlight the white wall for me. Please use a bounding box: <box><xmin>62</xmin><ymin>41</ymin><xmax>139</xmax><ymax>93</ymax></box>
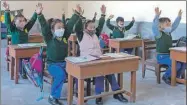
<box><xmin>1</xmin><ymin>1</ymin><xmax>68</xmax><ymax>19</ymax></box>
<box><xmin>67</xmin><ymin>1</ymin><xmax>186</xmax><ymax>23</ymax></box>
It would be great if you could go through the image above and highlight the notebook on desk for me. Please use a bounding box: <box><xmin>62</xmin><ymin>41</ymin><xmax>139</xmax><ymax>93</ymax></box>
<box><xmin>103</xmin><ymin>53</ymin><xmax>134</xmax><ymax>58</ymax></box>
<box><xmin>66</xmin><ymin>55</ymin><xmax>100</xmax><ymax>63</ymax></box>
<box><xmin>18</xmin><ymin>43</ymin><xmax>46</xmax><ymax>48</ymax></box>
<box><xmin>116</xmin><ymin>34</ymin><xmax>139</xmax><ymax>40</ymax></box>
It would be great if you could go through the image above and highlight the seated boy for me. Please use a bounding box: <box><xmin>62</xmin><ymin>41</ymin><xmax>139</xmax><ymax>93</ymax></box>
<box><xmin>152</xmin><ymin>7</ymin><xmax>186</xmax><ymax>85</ymax></box>
<box><xmin>106</xmin><ymin>15</ymin><xmax>135</xmax><ymax>54</ymax></box>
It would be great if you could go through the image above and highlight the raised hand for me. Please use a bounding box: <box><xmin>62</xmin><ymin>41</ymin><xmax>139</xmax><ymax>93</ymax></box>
<box><xmin>36</xmin><ymin>3</ymin><xmax>43</xmax><ymax>15</ymax></box>
<box><xmin>178</xmin><ymin>9</ymin><xmax>182</xmax><ymax>17</ymax></box>
<box><xmin>101</xmin><ymin>4</ymin><xmax>106</xmax><ymax>14</ymax></box>
<box><xmin>62</xmin><ymin>8</ymin><xmax>65</xmax><ymax>15</ymax></box>
<box><xmin>132</xmin><ymin>17</ymin><xmax>135</xmax><ymax>22</ymax></box>
<box><xmin>108</xmin><ymin>15</ymin><xmax>114</xmax><ymax>19</ymax></box>
<box><xmin>75</xmin><ymin>4</ymin><xmax>84</xmax><ymax>15</ymax></box>
<box><xmin>94</xmin><ymin>12</ymin><xmax>97</xmax><ymax>17</ymax></box>
<box><xmin>155</xmin><ymin>7</ymin><xmax>161</xmax><ymax>16</ymax></box>
<box><xmin>2</xmin><ymin>1</ymin><xmax>9</xmax><ymax>10</ymax></box>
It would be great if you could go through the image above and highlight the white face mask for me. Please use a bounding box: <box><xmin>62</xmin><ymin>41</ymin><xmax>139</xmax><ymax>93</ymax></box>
<box><xmin>54</xmin><ymin>28</ymin><xmax>65</xmax><ymax>37</ymax></box>
<box><xmin>163</xmin><ymin>27</ymin><xmax>172</xmax><ymax>33</ymax></box>
<box><xmin>118</xmin><ymin>24</ymin><xmax>124</xmax><ymax>28</ymax></box>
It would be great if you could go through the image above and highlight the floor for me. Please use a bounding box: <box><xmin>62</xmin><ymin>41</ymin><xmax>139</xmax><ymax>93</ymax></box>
<box><xmin>1</xmin><ymin>39</ymin><xmax>186</xmax><ymax>105</ymax></box>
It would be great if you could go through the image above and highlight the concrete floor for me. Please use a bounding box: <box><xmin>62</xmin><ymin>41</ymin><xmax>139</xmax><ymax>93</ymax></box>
<box><xmin>1</xmin><ymin>39</ymin><xmax>186</xmax><ymax>105</ymax></box>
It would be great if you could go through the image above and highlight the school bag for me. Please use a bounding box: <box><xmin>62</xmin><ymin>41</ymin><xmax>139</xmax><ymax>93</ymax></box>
<box><xmin>99</xmin><ymin>33</ymin><xmax>110</xmax><ymax>48</ymax></box>
<box><xmin>176</xmin><ymin>36</ymin><xmax>186</xmax><ymax>47</ymax></box>
<box><xmin>22</xmin><ymin>46</ymin><xmax>45</xmax><ymax>101</ymax></box>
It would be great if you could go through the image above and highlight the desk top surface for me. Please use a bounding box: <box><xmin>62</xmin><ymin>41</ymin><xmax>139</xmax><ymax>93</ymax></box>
<box><xmin>170</xmin><ymin>47</ymin><xmax>186</xmax><ymax>53</ymax></box>
<box><xmin>109</xmin><ymin>38</ymin><xmax>142</xmax><ymax>42</ymax></box>
<box><xmin>8</xmin><ymin>43</ymin><xmax>46</xmax><ymax>50</ymax></box>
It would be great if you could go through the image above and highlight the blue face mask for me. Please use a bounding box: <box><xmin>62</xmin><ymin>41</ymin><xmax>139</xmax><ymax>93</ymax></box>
<box><xmin>163</xmin><ymin>27</ymin><xmax>172</xmax><ymax>33</ymax></box>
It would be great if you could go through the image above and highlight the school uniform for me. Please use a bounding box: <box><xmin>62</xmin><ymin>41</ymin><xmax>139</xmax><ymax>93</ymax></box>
<box><xmin>74</xmin><ymin>14</ymin><xmax>120</xmax><ymax>95</ymax></box>
<box><xmin>152</xmin><ymin>15</ymin><xmax>186</xmax><ymax>81</ymax></box>
<box><xmin>38</xmin><ymin>12</ymin><xmax>81</xmax><ymax>99</ymax></box>
<box><xmin>4</xmin><ymin>11</ymin><xmax>38</xmax><ymax>76</ymax></box>
<box><xmin>106</xmin><ymin>18</ymin><xmax>134</xmax><ymax>54</ymax></box>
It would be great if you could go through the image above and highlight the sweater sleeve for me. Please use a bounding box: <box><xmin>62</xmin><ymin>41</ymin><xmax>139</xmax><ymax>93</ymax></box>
<box><xmin>4</xmin><ymin>10</ymin><xmax>15</xmax><ymax>32</ymax></box>
<box><xmin>95</xmin><ymin>15</ymin><xmax>105</xmax><ymax>37</ymax></box>
<box><xmin>24</xmin><ymin>12</ymin><xmax>38</xmax><ymax>32</ymax></box>
<box><xmin>37</xmin><ymin>14</ymin><xmax>52</xmax><ymax>43</ymax></box>
<box><xmin>124</xmin><ymin>20</ymin><xmax>134</xmax><ymax>31</ymax></box>
<box><xmin>106</xmin><ymin>19</ymin><xmax>115</xmax><ymax>30</ymax></box>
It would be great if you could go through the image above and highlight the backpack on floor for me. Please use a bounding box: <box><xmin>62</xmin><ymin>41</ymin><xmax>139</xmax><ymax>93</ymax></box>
<box><xmin>176</xmin><ymin>36</ymin><xmax>187</xmax><ymax>47</ymax></box>
<box><xmin>99</xmin><ymin>33</ymin><xmax>110</xmax><ymax>48</ymax></box>
<box><xmin>22</xmin><ymin>46</ymin><xmax>46</xmax><ymax>101</ymax></box>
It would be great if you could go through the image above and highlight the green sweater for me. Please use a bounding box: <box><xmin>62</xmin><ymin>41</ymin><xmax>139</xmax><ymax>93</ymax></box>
<box><xmin>106</xmin><ymin>19</ymin><xmax>134</xmax><ymax>38</ymax></box>
<box><xmin>74</xmin><ymin>14</ymin><xmax>105</xmax><ymax>42</ymax></box>
<box><xmin>155</xmin><ymin>31</ymin><xmax>172</xmax><ymax>53</ymax></box>
<box><xmin>4</xmin><ymin>11</ymin><xmax>37</xmax><ymax>44</ymax></box>
<box><xmin>38</xmin><ymin>13</ymin><xmax>81</xmax><ymax>64</ymax></box>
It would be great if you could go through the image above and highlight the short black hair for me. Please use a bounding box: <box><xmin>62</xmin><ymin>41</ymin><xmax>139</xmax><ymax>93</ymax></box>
<box><xmin>12</xmin><ymin>14</ymin><xmax>27</xmax><ymax>25</ymax></box>
<box><xmin>85</xmin><ymin>20</ymin><xmax>94</xmax><ymax>29</ymax></box>
<box><xmin>47</xmin><ymin>18</ymin><xmax>62</xmax><ymax>30</ymax></box>
<box><xmin>159</xmin><ymin>17</ymin><xmax>171</xmax><ymax>23</ymax></box>
<box><xmin>116</xmin><ymin>17</ymin><xmax>124</xmax><ymax>22</ymax></box>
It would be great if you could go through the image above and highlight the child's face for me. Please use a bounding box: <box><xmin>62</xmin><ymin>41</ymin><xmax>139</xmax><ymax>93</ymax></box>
<box><xmin>15</xmin><ymin>17</ymin><xmax>27</xmax><ymax>29</ymax></box>
<box><xmin>117</xmin><ymin>21</ymin><xmax>124</xmax><ymax>27</ymax></box>
<box><xmin>86</xmin><ymin>22</ymin><xmax>95</xmax><ymax>31</ymax></box>
<box><xmin>160</xmin><ymin>21</ymin><xmax>171</xmax><ymax>30</ymax></box>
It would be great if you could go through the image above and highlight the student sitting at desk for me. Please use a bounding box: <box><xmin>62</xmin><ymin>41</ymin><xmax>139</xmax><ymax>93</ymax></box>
<box><xmin>37</xmin><ymin>3</ymin><xmax>82</xmax><ymax>105</ymax></box>
<box><xmin>3</xmin><ymin>1</ymin><xmax>38</xmax><ymax>78</ymax></box>
<box><xmin>74</xmin><ymin>5</ymin><xmax>128</xmax><ymax>105</ymax></box>
<box><xmin>106</xmin><ymin>14</ymin><xmax>135</xmax><ymax>54</ymax></box>
<box><xmin>152</xmin><ymin>7</ymin><xmax>186</xmax><ymax>85</ymax></box>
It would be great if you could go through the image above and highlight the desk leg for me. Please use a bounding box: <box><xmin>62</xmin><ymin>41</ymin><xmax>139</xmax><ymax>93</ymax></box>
<box><xmin>78</xmin><ymin>79</ymin><xmax>84</xmax><ymax>105</ymax></box>
<box><xmin>67</xmin><ymin>74</ymin><xmax>73</xmax><ymax>105</ymax></box>
<box><xmin>171</xmin><ymin>60</ymin><xmax>177</xmax><ymax>86</ymax></box>
<box><xmin>68</xmin><ymin>41</ymin><xmax>71</xmax><ymax>56</ymax></box>
<box><xmin>116</xmin><ymin>48</ymin><xmax>123</xmax><ymax>88</ymax></box>
<box><xmin>14</xmin><ymin>58</ymin><xmax>19</xmax><ymax>84</ymax></box>
<box><xmin>130</xmin><ymin>71</ymin><xmax>136</xmax><ymax>102</ymax></box>
<box><xmin>72</xmin><ymin>41</ymin><xmax>76</xmax><ymax>56</ymax></box>
<box><xmin>135</xmin><ymin>47</ymin><xmax>138</xmax><ymax>56</ymax></box>
<box><xmin>10</xmin><ymin>57</ymin><xmax>14</xmax><ymax>80</ymax></box>
<box><xmin>109</xmin><ymin>47</ymin><xmax>112</xmax><ymax>53</ymax></box>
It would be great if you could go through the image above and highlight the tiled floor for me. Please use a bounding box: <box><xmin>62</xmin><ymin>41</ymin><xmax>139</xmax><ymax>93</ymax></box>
<box><xmin>1</xmin><ymin>39</ymin><xmax>186</xmax><ymax>105</ymax></box>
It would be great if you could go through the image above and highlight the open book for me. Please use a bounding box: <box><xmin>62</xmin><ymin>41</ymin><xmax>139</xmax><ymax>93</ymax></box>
<box><xmin>116</xmin><ymin>34</ymin><xmax>139</xmax><ymax>40</ymax></box>
<box><xmin>18</xmin><ymin>43</ymin><xmax>46</xmax><ymax>48</ymax></box>
<box><xmin>103</xmin><ymin>53</ymin><xmax>134</xmax><ymax>58</ymax></box>
<box><xmin>66</xmin><ymin>55</ymin><xmax>100</xmax><ymax>63</ymax></box>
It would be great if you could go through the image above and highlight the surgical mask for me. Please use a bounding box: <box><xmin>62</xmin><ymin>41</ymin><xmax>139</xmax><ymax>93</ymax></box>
<box><xmin>118</xmin><ymin>24</ymin><xmax>124</xmax><ymax>28</ymax></box>
<box><xmin>163</xmin><ymin>27</ymin><xmax>172</xmax><ymax>33</ymax></box>
<box><xmin>86</xmin><ymin>30</ymin><xmax>96</xmax><ymax>36</ymax></box>
<box><xmin>54</xmin><ymin>28</ymin><xmax>65</xmax><ymax>37</ymax></box>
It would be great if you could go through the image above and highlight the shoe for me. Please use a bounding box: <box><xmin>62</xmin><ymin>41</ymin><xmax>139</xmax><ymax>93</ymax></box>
<box><xmin>48</xmin><ymin>96</ymin><xmax>64</xmax><ymax>105</ymax></box>
<box><xmin>162</xmin><ymin>75</ymin><xmax>171</xmax><ymax>85</ymax></box>
<box><xmin>113</xmin><ymin>93</ymin><xmax>128</xmax><ymax>103</ymax></box>
<box><xmin>96</xmin><ymin>97</ymin><xmax>103</xmax><ymax>105</ymax></box>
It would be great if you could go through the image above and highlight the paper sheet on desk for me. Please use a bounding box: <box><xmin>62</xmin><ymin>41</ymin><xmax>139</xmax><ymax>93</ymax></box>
<box><xmin>103</xmin><ymin>53</ymin><xmax>134</xmax><ymax>58</ymax></box>
<box><xmin>66</xmin><ymin>55</ymin><xmax>99</xmax><ymax>63</ymax></box>
<box><xmin>116</xmin><ymin>34</ymin><xmax>138</xmax><ymax>40</ymax></box>
<box><xmin>18</xmin><ymin>43</ymin><xmax>46</xmax><ymax>48</ymax></box>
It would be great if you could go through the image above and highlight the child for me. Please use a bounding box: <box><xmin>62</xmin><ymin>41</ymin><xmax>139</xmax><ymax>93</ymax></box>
<box><xmin>36</xmin><ymin>3</ymin><xmax>83</xmax><ymax>105</ymax></box>
<box><xmin>107</xmin><ymin>14</ymin><xmax>135</xmax><ymax>54</ymax></box>
<box><xmin>152</xmin><ymin>7</ymin><xmax>186</xmax><ymax>85</ymax></box>
<box><xmin>74</xmin><ymin>5</ymin><xmax>128</xmax><ymax>105</ymax></box>
<box><xmin>3</xmin><ymin>1</ymin><xmax>38</xmax><ymax>78</ymax></box>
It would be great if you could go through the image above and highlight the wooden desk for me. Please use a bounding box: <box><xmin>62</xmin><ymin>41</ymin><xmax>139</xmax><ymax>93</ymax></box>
<box><xmin>9</xmin><ymin>44</ymin><xmax>46</xmax><ymax>84</ymax></box>
<box><xmin>66</xmin><ymin>55</ymin><xmax>140</xmax><ymax>105</ymax></box>
<box><xmin>109</xmin><ymin>39</ymin><xmax>143</xmax><ymax>87</ymax></box>
<box><xmin>68</xmin><ymin>34</ymin><xmax>77</xmax><ymax>56</ymax></box>
<box><xmin>170</xmin><ymin>47</ymin><xmax>186</xmax><ymax>86</ymax></box>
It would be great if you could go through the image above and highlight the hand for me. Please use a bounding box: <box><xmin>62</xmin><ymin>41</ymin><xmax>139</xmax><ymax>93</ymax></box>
<box><xmin>178</xmin><ymin>9</ymin><xmax>182</xmax><ymax>17</ymax></box>
<box><xmin>36</xmin><ymin>3</ymin><xmax>43</xmax><ymax>15</ymax></box>
<box><xmin>108</xmin><ymin>15</ymin><xmax>114</xmax><ymax>19</ymax></box>
<box><xmin>2</xmin><ymin>1</ymin><xmax>9</xmax><ymax>10</ymax></box>
<box><xmin>132</xmin><ymin>17</ymin><xmax>135</xmax><ymax>22</ymax></box>
<box><xmin>94</xmin><ymin>12</ymin><xmax>97</xmax><ymax>17</ymax></box>
<box><xmin>155</xmin><ymin>7</ymin><xmax>161</xmax><ymax>16</ymax></box>
<box><xmin>101</xmin><ymin>5</ymin><xmax>106</xmax><ymax>14</ymax></box>
<box><xmin>75</xmin><ymin>4</ymin><xmax>84</xmax><ymax>15</ymax></box>
<box><xmin>62</xmin><ymin>8</ymin><xmax>65</xmax><ymax>15</ymax></box>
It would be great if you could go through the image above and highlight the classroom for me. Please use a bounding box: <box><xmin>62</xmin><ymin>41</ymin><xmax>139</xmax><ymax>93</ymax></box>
<box><xmin>0</xmin><ymin>1</ymin><xmax>186</xmax><ymax>105</ymax></box>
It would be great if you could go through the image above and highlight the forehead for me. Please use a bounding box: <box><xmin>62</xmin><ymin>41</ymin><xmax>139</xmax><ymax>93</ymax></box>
<box><xmin>15</xmin><ymin>17</ymin><xmax>25</xmax><ymax>21</ymax></box>
<box><xmin>54</xmin><ymin>22</ymin><xmax>64</xmax><ymax>27</ymax></box>
<box><xmin>87</xmin><ymin>22</ymin><xmax>95</xmax><ymax>26</ymax></box>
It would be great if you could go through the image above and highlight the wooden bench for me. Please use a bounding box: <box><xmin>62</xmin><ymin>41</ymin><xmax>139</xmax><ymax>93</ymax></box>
<box><xmin>142</xmin><ymin>40</ymin><xmax>178</xmax><ymax>84</ymax></box>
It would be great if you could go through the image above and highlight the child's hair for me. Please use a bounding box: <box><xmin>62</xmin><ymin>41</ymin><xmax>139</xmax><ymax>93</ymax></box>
<box><xmin>159</xmin><ymin>17</ymin><xmax>171</xmax><ymax>23</ymax></box>
<box><xmin>12</xmin><ymin>14</ymin><xmax>27</xmax><ymax>25</ymax></box>
<box><xmin>116</xmin><ymin>17</ymin><xmax>124</xmax><ymax>22</ymax></box>
<box><xmin>47</xmin><ymin>18</ymin><xmax>62</xmax><ymax>30</ymax></box>
<box><xmin>85</xmin><ymin>20</ymin><xmax>94</xmax><ymax>29</ymax></box>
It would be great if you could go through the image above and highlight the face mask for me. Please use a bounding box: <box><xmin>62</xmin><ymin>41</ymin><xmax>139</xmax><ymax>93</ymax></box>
<box><xmin>15</xmin><ymin>22</ymin><xmax>26</xmax><ymax>29</ymax></box>
<box><xmin>86</xmin><ymin>30</ymin><xmax>96</xmax><ymax>36</ymax></box>
<box><xmin>118</xmin><ymin>24</ymin><xmax>124</xmax><ymax>28</ymax></box>
<box><xmin>54</xmin><ymin>28</ymin><xmax>65</xmax><ymax>37</ymax></box>
<box><xmin>163</xmin><ymin>27</ymin><xmax>172</xmax><ymax>33</ymax></box>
